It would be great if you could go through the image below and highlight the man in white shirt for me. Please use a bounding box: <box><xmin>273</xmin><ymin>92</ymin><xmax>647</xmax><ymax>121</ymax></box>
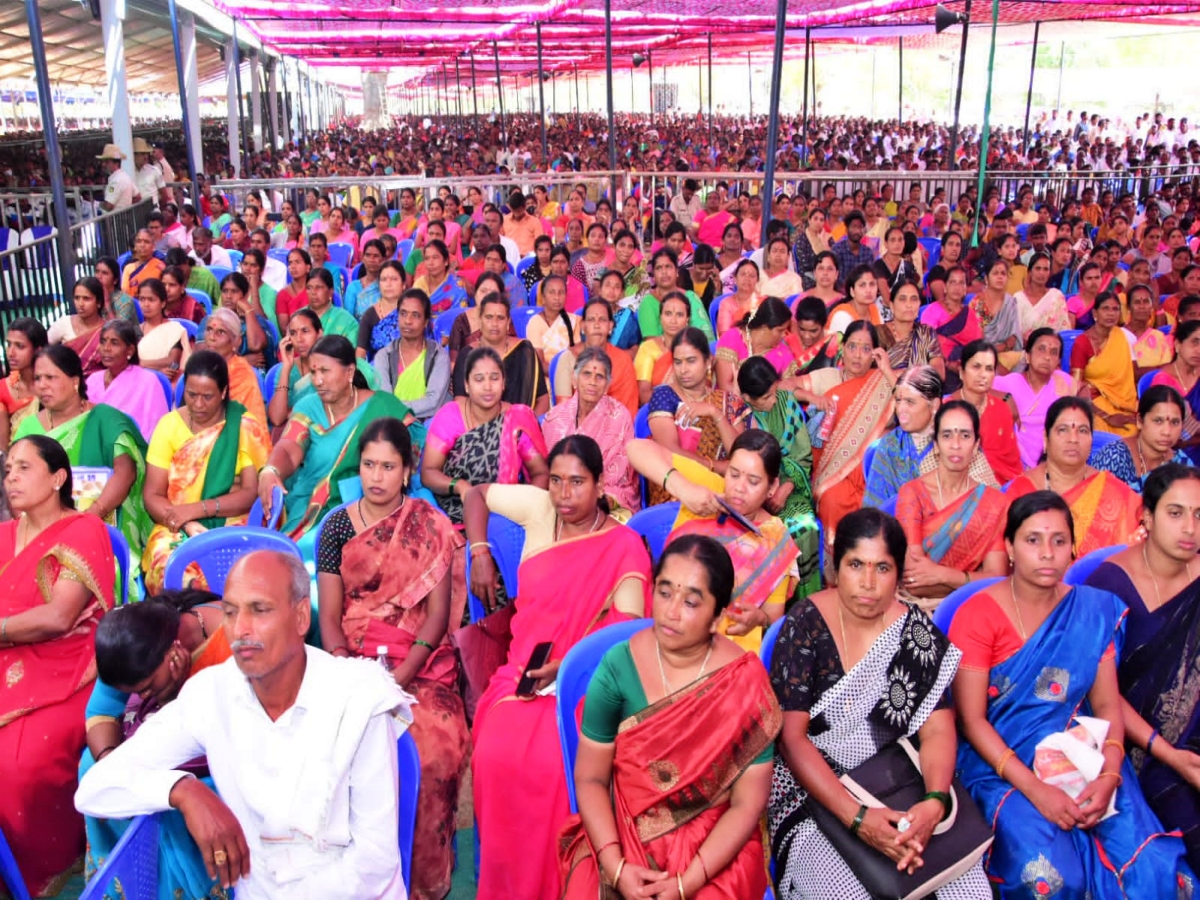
<box><xmin>668</xmin><ymin>178</ymin><xmax>703</xmax><ymax>229</ymax></box>
<box><xmin>190</xmin><ymin>228</ymin><xmax>232</xmax><ymax>270</ymax></box>
<box><xmin>133</xmin><ymin>138</ymin><xmax>170</xmax><ymax>210</ymax></box>
<box><xmin>98</xmin><ymin>144</ymin><xmax>137</xmax><ymax>211</ymax></box>
<box><xmin>76</xmin><ymin>551</ymin><xmax>413</xmax><ymax>900</ymax></box>
<box><xmin>250</xmin><ymin>228</ymin><xmax>287</xmax><ymax>291</ymax></box>
<box><xmin>153</xmin><ymin>143</ymin><xmax>176</xmax><ymax>187</ymax></box>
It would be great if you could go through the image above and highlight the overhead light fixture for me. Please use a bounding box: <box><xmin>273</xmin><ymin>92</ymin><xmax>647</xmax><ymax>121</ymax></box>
<box><xmin>632</xmin><ymin>52</ymin><xmax>645</xmax><ymax>67</ymax></box>
<box><xmin>935</xmin><ymin>3</ymin><xmax>968</xmax><ymax>33</ymax></box>
<box><xmin>541</xmin><ymin>71</ymin><xmax>551</xmax><ymax>82</ymax></box>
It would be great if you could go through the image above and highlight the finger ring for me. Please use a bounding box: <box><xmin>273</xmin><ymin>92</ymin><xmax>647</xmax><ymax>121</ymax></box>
<box><xmin>213</xmin><ymin>849</ymin><xmax>228</xmax><ymax>866</ymax></box>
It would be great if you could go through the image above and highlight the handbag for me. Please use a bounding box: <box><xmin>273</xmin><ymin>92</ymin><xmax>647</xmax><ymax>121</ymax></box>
<box><xmin>809</xmin><ymin>737</ymin><xmax>994</xmax><ymax>900</ymax></box>
<box><xmin>450</xmin><ymin>604</ymin><xmax>515</xmax><ymax>723</ymax></box>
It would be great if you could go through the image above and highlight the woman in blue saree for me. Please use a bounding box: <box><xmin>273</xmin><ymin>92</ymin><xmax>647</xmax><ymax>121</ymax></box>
<box><xmin>257</xmin><ymin>335</ymin><xmax>414</xmax><ymax>539</ymax></box>
<box><xmin>1085</xmin><ymin>464</ymin><xmax>1200</xmax><ymax>873</ymax></box>
<box><xmin>951</xmin><ymin>491</ymin><xmax>1193</xmax><ymax>898</ymax></box>
<box><xmin>81</xmin><ymin>590</ymin><xmax>229</xmax><ymax>899</ymax></box>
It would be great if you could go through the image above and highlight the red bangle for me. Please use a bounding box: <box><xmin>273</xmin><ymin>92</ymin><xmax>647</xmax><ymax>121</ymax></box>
<box><xmin>594</xmin><ymin>839</ymin><xmax>619</xmax><ymax>858</ymax></box>
<box><xmin>696</xmin><ymin>850</ymin><xmax>710</xmax><ymax>882</ymax></box>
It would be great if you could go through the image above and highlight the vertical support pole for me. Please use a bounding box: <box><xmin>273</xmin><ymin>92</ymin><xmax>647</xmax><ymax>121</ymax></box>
<box><xmin>972</xmin><ymin>0</ymin><xmax>1001</xmax><ymax>249</ymax></box>
<box><xmin>455</xmin><ymin>56</ymin><xmax>463</xmax><ymax>138</ymax></box>
<box><xmin>760</xmin><ymin>0</ymin><xmax>787</xmax><ymax>244</ymax></box>
<box><xmin>1056</xmin><ymin>40</ymin><xmax>1065</xmax><ymax>111</ymax></box>
<box><xmin>225</xmin><ymin>40</ymin><xmax>242</xmax><ymax>177</ymax></box>
<box><xmin>249</xmin><ymin>51</ymin><xmax>263</xmax><ymax>152</ymax></box>
<box><xmin>230</xmin><ymin>22</ymin><xmax>249</xmax><ymax>173</ymax></box>
<box><xmin>470</xmin><ymin>51</ymin><xmax>480</xmax><ymax>132</ymax></box>
<box><xmin>898</xmin><ymin>37</ymin><xmax>903</xmax><ymax>123</ymax></box>
<box><xmin>574</xmin><ymin>63</ymin><xmax>580</xmax><ymax>124</ymax></box>
<box><xmin>707</xmin><ymin>33</ymin><xmax>713</xmax><ymax>147</ymax></box>
<box><xmin>266</xmin><ymin>57</ymin><xmax>280</xmax><ymax>150</ymax></box>
<box><xmin>604</xmin><ymin>0</ymin><xmax>618</xmax><ymax>201</ymax></box>
<box><xmin>648</xmin><ymin>49</ymin><xmax>654</xmax><ymax>128</ymax></box>
<box><xmin>99</xmin><ymin>0</ymin><xmax>134</xmax><ymax>176</ymax></box>
<box><xmin>800</xmin><ymin>25</ymin><xmax>810</xmax><ymax>165</ymax></box>
<box><xmin>168</xmin><ymin>0</ymin><xmax>200</xmax><ymax>200</ymax></box>
<box><xmin>494</xmin><ymin>41</ymin><xmax>506</xmax><ymax>145</ymax></box>
<box><xmin>1022</xmin><ymin>21</ymin><xmax>1041</xmax><ymax>155</ymax></box>
<box><xmin>537</xmin><ymin>22</ymin><xmax>548</xmax><ymax>160</ymax></box>
<box><xmin>947</xmin><ymin>0</ymin><xmax>972</xmax><ymax>171</ymax></box>
<box><xmin>747</xmin><ymin>52</ymin><xmax>752</xmax><ymax>117</ymax></box>
<box><xmin>25</xmin><ymin>0</ymin><xmax>75</xmax><ymax>290</ymax></box>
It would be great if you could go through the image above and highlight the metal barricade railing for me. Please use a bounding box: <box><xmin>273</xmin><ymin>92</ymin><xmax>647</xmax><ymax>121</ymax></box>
<box><xmin>70</xmin><ymin>199</ymin><xmax>154</xmax><ymax>274</ymax></box>
<box><xmin>0</xmin><ymin>234</ymin><xmax>72</xmax><ymax>368</ymax></box>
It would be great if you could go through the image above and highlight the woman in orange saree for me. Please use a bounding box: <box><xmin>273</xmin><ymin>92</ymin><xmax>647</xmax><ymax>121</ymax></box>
<box><xmin>0</xmin><ymin>435</ymin><xmax>115</xmax><ymax>895</ymax></box>
<box><xmin>894</xmin><ymin>400</ymin><xmax>1010</xmax><ymax>609</ymax></box>
<box><xmin>804</xmin><ymin>321</ymin><xmax>896</xmax><ymax>542</ymax></box>
<box><xmin>317</xmin><ymin>418</ymin><xmax>468</xmax><ymax>900</ymax></box>
<box><xmin>559</xmin><ymin>534</ymin><xmax>781</xmax><ymax>900</ymax></box>
<box><xmin>1005</xmin><ymin>396</ymin><xmax>1143</xmax><ymax>557</ymax></box>
<box><xmin>465</xmin><ymin>436</ymin><xmax>653</xmax><ymax>900</ymax></box>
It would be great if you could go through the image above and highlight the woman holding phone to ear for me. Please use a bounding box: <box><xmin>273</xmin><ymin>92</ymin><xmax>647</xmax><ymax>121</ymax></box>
<box><xmin>464</xmin><ymin>435</ymin><xmax>652</xmax><ymax>900</ymax></box>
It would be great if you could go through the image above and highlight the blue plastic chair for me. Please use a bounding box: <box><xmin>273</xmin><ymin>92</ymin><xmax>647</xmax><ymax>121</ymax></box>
<box><xmin>1065</xmin><ymin>544</ymin><xmax>1125</xmax><ymax>586</ymax></box>
<box><xmin>1059</xmin><ymin>329</ymin><xmax>1082</xmax><ymax>373</ymax></box>
<box><xmin>547</xmin><ymin>349</ymin><xmax>569</xmax><ymax>406</ymax></box>
<box><xmin>708</xmin><ymin>293</ymin><xmax>730</xmax><ymax>334</ymax></box>
<box><xmin>626</xmin><ymin>502</ymin><xmax>681</xmax><ymax>563</ymax></box>
<box><xmin>556</xmin><ymin>619</ymin><xmax>652</xmax><ymax>812</ymax></box>
<box><xmin>267</xmin><ymin>247</ymin><xmax>290</xmax><ymax>265</ymax></box>
<box><xmin>918</xmin><ymin>237</ymin><xmax>941</xmax><ymax>270</ymax></box>
<box><xmin>397</xmin><ymin>730</ymin><xmax>420</xmax><ymax>893</ymax></box>
<box><xmin>263</xmin><ymin>363</ymin><xmax>281</xmax><ymax>401</ymax></box>
<box><xmin>185</xmin><ymin>288</ymin><xmax>212</xmax><ymax>314</ymax></box>
<box><xmin>1137</xmin><ymin>371</ymin><xmax>1156</xmax><ymax>398</ymax></box>
<box><xmin>78</xmin><ymin>814</ymin><xmax>158</xmax><ymax>900</ymax></box>
<box><xmin>515</xmin><ymin>256</ymin><xmax>537</xmax><ymax>280</ymax></box>
<box><xmin>396</xmin><ymin>239</ymin><xmax>415</xmax><ymax>264</ymax></box>
<box><xmin>511</xmin><ymin>306</ymin><xmax>542</xmax><ymax>338</ymax></box>
<box><xmin>117</xmin><ymin>250</ymin><xmax>133</xmax><ymax>269</ymax></box>
<box><xmin>226</xmin><ymin>249</ymin><xmax>244</xmax><ymax>269</ymax></box>
<box><xmin>432</xmin><ymin>308</ymin><xmax>460</xmax><ymax>347</ymax></box>
<box><xmin>311</xmin><ymin>502</ymin><xmax>353</xmax><ymax>566</ymax></box>
<box><xmin>147</xmin><ymin>369</ymin><xmax>173</xmax><ymax>411</ymax></box>
<box><xmin>760</xmin><ymin>615</ymin><xmax>785</xmax><ymax>670</ymax></box>
<box><xmin>1087</xmin><ymin>431</ymin><xmax>1120</xmax><ymax>465</ymax></box>
<box><xmin>880</xmin><ymin>494</ymin><xmax>898</xmax><ymax>516</ymax></box>
<box><xmin>633</xmin><ymin>405</ymin><xmax>652</xmax><ymax>505</ymax></box>
<box><xmin>208</xmin><ymin>265</ymin><xmax>232</xmax><ymax>284</ymax></box>
<box><xmin>0</xmin><ymin>826</ymin><xmax>32</xmax><ymax>900</ymax></box>
<box><xmin>327</xmin><ymin>242</ymin><xmax>354</xmax><ymax>269</ymax></box>
<box><xmin>106</xmin><ymin>524</ymin><xmax>132</xmax><ymax>605</ymax></box>
<box><xmin>862</xmin><ymin>438</ymin><xmax>882</xmax><ymax>483</ymax></box>
<box><xmin>248</xmin><ymin>485</ymin><xmax>286</xmax><ymax>530</ymax></box>
<box><xmin>163</xmin><ymin>527</ymin><xmax>303</xmax><ymax>592</ymax></box>
<box><xmin>171</xmin><ymin>318</ymin><xmax>199</xmax><ymax>341</ymax></box>
<box><xmin>464</xmin><ymin>513</ymin><xmax>526</xmax><ymax>623</ymax></box>
<box><xmin>931</xmin><ymin>576</ymin><xmax>1004</xmax><ymax>634</ymax></box>
<box><xmin>173</xmin><ymin>375</ymin><xmax>186</xmax><ymax>408</ymax></box>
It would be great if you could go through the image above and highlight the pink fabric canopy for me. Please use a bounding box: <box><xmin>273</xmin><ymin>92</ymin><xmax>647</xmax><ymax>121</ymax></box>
<box><xmin>211</xmin><ymin>0</ymin><xmax>1200</xmax><ymax>84</ymax></box>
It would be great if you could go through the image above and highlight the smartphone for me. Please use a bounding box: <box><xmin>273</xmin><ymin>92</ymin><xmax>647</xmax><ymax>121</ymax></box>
<box><xmin>716</xmin><ymin>498</ymin><xmax>762</xmax><ymax>536</ymax></box>
<box><xmin>516</xmin><ymin>641</ymin><xmax>554</xmax><ymax>698</ymax></box>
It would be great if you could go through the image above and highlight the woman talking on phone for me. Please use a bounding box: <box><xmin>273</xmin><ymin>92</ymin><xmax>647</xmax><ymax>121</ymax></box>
<box><xmin>464</xmin><ymin>435</ymin><xmax>652</xmax><ymax>900</ymax></box>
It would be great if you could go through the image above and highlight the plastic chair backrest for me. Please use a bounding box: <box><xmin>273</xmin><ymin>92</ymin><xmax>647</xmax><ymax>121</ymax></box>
<box><xmin>227</xmin><ymin>250</ymin><xmax>244</xmax><ymax>269</ymax></box>
<box><xmin>626</xmin><ymin>502</ymin><xmax>681</xmax><ymax>563</ymax></box>
<box><xmin>760</xmin><ymin>615</ymin><xmax>785</xmax><ymax>670</ymax></box>
<box><xmin>396</xmin><ymin>239</ymin><xmax>415</xmax><ymax>263</ymax></box>
<box><xmin>1059</xmin><ymin>329</ymin><xmax>1081</xmax><ymax>372</ymax></box>
<box><xmin>931</xmin><ymin>576</ymin><xmax>1004</xmax><ymax>634</ymax></box>
<box><xmin>547</xmin><ymin>349</ymin><xmax>569</xmax><ymax>406</ymax></box>
<box><xmin>173</xmin><ymin>375</ymin><xmax>186</xmax><ymax>408</ymax></box>
<box><xmin>708</xmin><ymin>293</ymin><xmax>730</xmax><ymax>334</ymax></box>
<box><xmin>863</xmin><ymin>438</ymin><xmax>882</xmax><ymax>483</ymax></box>
<box><xmin>1065</xmin><ymin>544</ymin><xmax>1125</xmax><ymax>586</ymax></box>
<box><xmin>880</xmin><ymin>494</ymin><xmax>898</xmax><ymax>516</ymax></box>
<box><xmin>78</xmin><ymin>814</ymin><xmax>159</xmax><ymax>900</ymax></box>
<box><xmin>148</xmin><ymin>369</ymin><xmax>173</xmax><ymax>411</ymax></box>
<box><xmin>918</xmin><ymin>237</ymin><xmax>941</xmax><ymax>270</ymax></box>
<box><xmin>117</xmin><ymin>250</ymin><xmax>132</xmax><ymax>269</ymax></box>
<box><xmin>633</xmin><ymin>404</ymin><xmax>651</xmax><ymax>439</ymax></box>
<box><xmin>248</xmin><ymin>485</ymin><xmax>286</xmax><ymax>530</ymax></box>
<box><xmin>515</xmin><ymin>256</ymin><xmax>537</xmax><ymax>279</ymax></box>
<box><xmin>263</xmin><ymin>363</ymin><xmax>281</xmax><ymax>402</ymax></box>
<box><xmin>1137</xmin><ymin>371</ymin><xmax>1156</xmax><ymax>398</ymax></box>
<box><xmin>106</xmin><ymin>523</ymin><xmax>132</xmax><ymax>605</ymax></box>
<box><xmin>464</xmin><ymin>513</ymin><xmax>525</xmax><ymax>623</ymax></box>
<box><xmin>185</xmin><ymin>288</ymin><xmax>212</xmax><ymax>314</ymax></box>
<box><xmin>397</xmin><ymin>730</ymin><xmax>420</xmax><ymax>892</ymax></box>
<box><xmin>432</xmin><ymin>308</ymin><xmax>460</xmax><ymax>347</ymax></box>
<box><xmin>327</xmin><ymin>243</ymin><xmax>354</xmax><ymax>269</ymax></box>
<box><xmin>1087</xmin><ymin>431</ymin><xmax>1120</xmax><ymax>465</ymax></box>
<box><xmin>171</xmin><ymin>318</ymin><xmax>199</xmax><ymax>341</ymax></box>
<box><xmin>0</xmin><ymin>826</ymin><xmax>32</xmax><ymax>900</ymax></box>
<box><xmin>162</xmin><ymin>527</ymin><xmax>302</xmax><ymax>592</ymax></box>
<box><xmin>268</xmin><ymin>247</ymin><xmax>290</xmax><ymax>264</ymax></box>
<box><xmin>556</xmin><ymin>619</ymin><xmax>653</xmax><ymax>812</ymax></box>
<box><xmin>512</xmin><ymin>306</ymin><xmax>542</xmax><ymax>338</ymax></box>
<box><xmin>208</xmin><ymin>265</ymin><xmax>232</xmax><ymax>284</ymax></box>
<box><xmin>312</xmin><ymin>501</ymin><xmax>353</xmax><ymax>564</ymax></box>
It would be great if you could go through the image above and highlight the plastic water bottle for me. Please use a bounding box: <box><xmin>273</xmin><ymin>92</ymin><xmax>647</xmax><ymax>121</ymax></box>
<box><xmin>376</xmin><ymin>645</ymin><xmax>389</xmax><ymax>670</ymax></box>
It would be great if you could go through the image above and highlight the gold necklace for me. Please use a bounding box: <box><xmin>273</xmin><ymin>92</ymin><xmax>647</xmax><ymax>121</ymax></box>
<box><xmin>555</xmin><ymin>508</ymin><xmax>603</xmax><ymax>542</ymax></box>
<box><xmin>1142</xmin><ymin>542</ymin><xmax>1194</xmax><ymax>609</ymax></box>
<box><xmin>656</xmin><ymin>638</ymin><xmax>713</xmax><ymax>695</ymax></box>
<box><xmin>1009</xmin><ymin>579</ymin><xmax>1029</xmax><ymax>640</ymax></box>
<box><xmin>324</xmin><ymin>387</ymin><xmax>358</xmax><ymax>427</ymax></box>
<box><xmin>836</xmin><ymin>602</ymin><xmax>886</xmax><ymax>669</ymax></box>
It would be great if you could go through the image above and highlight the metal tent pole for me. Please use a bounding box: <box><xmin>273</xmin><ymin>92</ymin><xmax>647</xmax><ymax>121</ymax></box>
<box><xmin>470</xmin><ymin>50</ymin><xmax>480</xmax><ymax>133</ymax></box>
<box><xmin>231</xmin><ymin>21</ymin><xmax>249</xmax><ymax>172</ymax></box>
<box><xmin>537</xmin><ymin>22</ymin><xmax>548</xmax><ymax>160</ymax></box>
<box><xmin>800</xmin><ymin>26</ymin><xmax>810</xmax><ymax>166</ymax></box>
<box><xmin>947</xmin><ymin>0</ymin><xmax>972</xmax><ymax>170</ymax></box>
<box><xmin>604</xmin><ymin>0</ymin><xmax>618</xmax><ymax>201</ymax></box>
<box><xmin>494</xmin><ymin>41</ymin><xmax>506</xmax><ymax>144</ymax></box>
<box><xmin>760</xmin><ymin>0</ymin><xmax>788</xmax><ymax>243</ymax></box>
<box><xmin>1022</xmin><ymin>21</ymin><xmax>1041</xmax><ymax>156</ymax></box>
<box><xmin>898</xmin><ymin>37</ymin><xmax>903</xmax><ymax>123</ymax></box>
<box><xmin>168</xmin><ymin>0</ymin><xmax>200</xmax><ymax>204</ymax></box>
<box><xmin>747</xmin><ymin>52</ymin><xmax>753</xmax><ymax>117</ymax></box>
<box><xmin>648</xmin><ymin>49</ymin><xmax>654</xmax><ymax>128</ymax></box>
<box><xmin>972</xmin><ymin>0</ymin><xmax>1001</xmax><ymax>249</ymax></box>
<box><xmin>707</xmin><ymin>33</ymin><xmax>713</xmax><ymax>146</ymax></box>
<box><xmin>454</xmin><ymin>57</ymin><xmax>463</xmax><ymax>137</ymax></box>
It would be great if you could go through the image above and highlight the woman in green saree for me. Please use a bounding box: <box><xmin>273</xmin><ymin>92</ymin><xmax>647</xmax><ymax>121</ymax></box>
<box><xmin>257</xmin><ymin>334</ymin><xmax>414</xmax><ymax>539</ymax></box>
<box><xmin>14</xmin><ymin>344</ymin><xmax>152</xmax><ymax>566</ymax></box>
<box><xmin>735</xmin><ymin>356</ymin><xmax>821</xmax><ymax>597</ymax></box>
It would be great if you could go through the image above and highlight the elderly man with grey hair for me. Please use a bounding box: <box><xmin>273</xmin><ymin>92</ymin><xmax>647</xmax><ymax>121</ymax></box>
<box><xmin>76</xmin><ymin>550</ymin><xmax>414</xmax><ymax>899</ymax></box>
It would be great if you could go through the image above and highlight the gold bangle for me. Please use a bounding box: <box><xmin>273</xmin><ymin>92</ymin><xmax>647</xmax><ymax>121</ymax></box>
<box><xmin>1097</xmin><ymin>771</ymin><xmax>1124</xmax><ymax>786</ymax></box>
<box><xmin>996</xmin><ymin>748</ymin><xmax>1016</xmax><ymax>780</ymax></box>
<box><xmin>677</xmin><ymin>873</ymin><xmax>686</xmax><ymax>900</ymax></box>
<box><xmin>1103</xmin><ymin>739</ymin><xmax>1126</xmax><ymax>758</ymax></box>
<box><xmin>611</xmin><ymin>858</ymin><xmax>626</xmax><ymax>887</ymax></box>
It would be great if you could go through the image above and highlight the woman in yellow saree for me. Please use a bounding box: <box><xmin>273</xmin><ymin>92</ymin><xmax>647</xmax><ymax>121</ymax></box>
<box><xmin>141</xmin><ymin>351</ymin><xmax>272</xmax><ymax>593</ymax></box>
<box><xmin>1068</xmin><ymin>291</ymin><xmax>1138</xmax><ymax>436</ymax></box>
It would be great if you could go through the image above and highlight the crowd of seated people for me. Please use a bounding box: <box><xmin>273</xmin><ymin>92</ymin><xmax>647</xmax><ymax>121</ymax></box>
<box><xmin>11</xmin><ymin>167</ymin><xmax>1200</xmax><ymax>900</ymax></box>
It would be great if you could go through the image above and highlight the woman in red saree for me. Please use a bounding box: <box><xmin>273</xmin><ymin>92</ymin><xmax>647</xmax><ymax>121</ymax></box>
<box><xmin>800</xmin><ymin>320</ymin><xmax>897</xmax><ymax>543</ymax></box>
<box><xmin>47</xmin><ymin>277</ymin><xmax>107</xmax><ymax>377</ymax></box>
<box><xmin>465</xmin><ymin>436</ymin><xmax>653</xmax><ymax>900</ymax></box>
<box><xmin>1006</xmin><ymin>396</ymin><xmax>1143</xmax><ymax>557</ymax></box>
<box><xmin>894</xmin><ymin>400</ymin><xmax>1010</xmax><ymax>609</ymax></box>
<box><xmin>559</xmin><ymin>534</ymin><xmax>781</xmax><ymax>899</ymax></box>
<box><xmin>0</xmin><ymin>435</ymin><xmax>115</xmax><ymax>895</ymax></box>
<box><xmin>317</xmin><ymin>418</ymin><xmax>468</xmax><ymax>900</ymax></box>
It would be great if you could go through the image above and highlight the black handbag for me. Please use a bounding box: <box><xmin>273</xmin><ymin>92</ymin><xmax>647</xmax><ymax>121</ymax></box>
<box><xmin>809</xmin><ymin>737</ymin><xmax>994</xmax><ymax>900</ymax></box>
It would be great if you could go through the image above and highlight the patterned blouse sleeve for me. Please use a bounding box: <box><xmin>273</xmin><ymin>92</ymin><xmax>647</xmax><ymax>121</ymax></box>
<box><xmin>316</xmin><ymin>508</ymin><xmax>355</xmax><ymax>575</ymax></box>
<box><xmin>647</xmin><ymin>384</ymin><xmax>679</xmax><ymax>418</ymax></box>
<box><xmin>770</xmin><ymin>600</ymin><xmax>825</xmax><ymax>713</ymax></box>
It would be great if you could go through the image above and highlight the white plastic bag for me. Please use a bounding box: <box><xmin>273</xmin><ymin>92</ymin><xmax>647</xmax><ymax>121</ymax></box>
<box><xmin>1033</xmin><ymin>715</ymin><xmax>1118</xmax><ymax>821</ymax></box>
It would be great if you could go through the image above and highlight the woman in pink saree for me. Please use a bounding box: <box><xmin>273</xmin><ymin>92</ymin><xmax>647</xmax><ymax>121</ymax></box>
<box><xmin>84</xmin><ymin>320</ymin><xmax>169</xmax><ymax>439</ymax></box>
<box><xmin>464</xmin><ymin>435</ymin><xmax>653</xmax><ymax>900</ymax></box>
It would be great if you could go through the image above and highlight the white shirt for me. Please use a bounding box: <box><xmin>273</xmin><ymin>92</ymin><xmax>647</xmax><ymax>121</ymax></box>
<box><xmin>135</xmin><ymin>163</ymin><xmax>166</xmax><ymax>209</ymax></box>
<box><xmin>76</xmin><ymin>647</ymin><xmax>411</xmax><ymax>900</ymax></box>
<box><xmin>191</xmin><ymin>244</ymin><xmax>232</xmax><ymax>270</ymax></box>
<box><xmin>104</xmin><ymin>168</ymin><xmax>136</xmax><ymax>210</ymax></box>
<box><xmin>165</xmin><ymin>222</ymin><xmax>191</xmax><ymax>252</ymax></box>
<box><xmin>262</xmin><ymin>257</ymin><xmax>288</xmax><ymax>292</ymax></box>
<box><xmin>156</xmin><ymin>156</ymin><xmax>176</xmax><ymax>186</ymax></box>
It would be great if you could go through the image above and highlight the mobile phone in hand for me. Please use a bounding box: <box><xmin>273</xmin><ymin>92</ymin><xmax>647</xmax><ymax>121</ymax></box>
<box><xmin>516</xmin><ymin>641</ymin><xmax>554</xmax><ymax>697</ymax></box>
